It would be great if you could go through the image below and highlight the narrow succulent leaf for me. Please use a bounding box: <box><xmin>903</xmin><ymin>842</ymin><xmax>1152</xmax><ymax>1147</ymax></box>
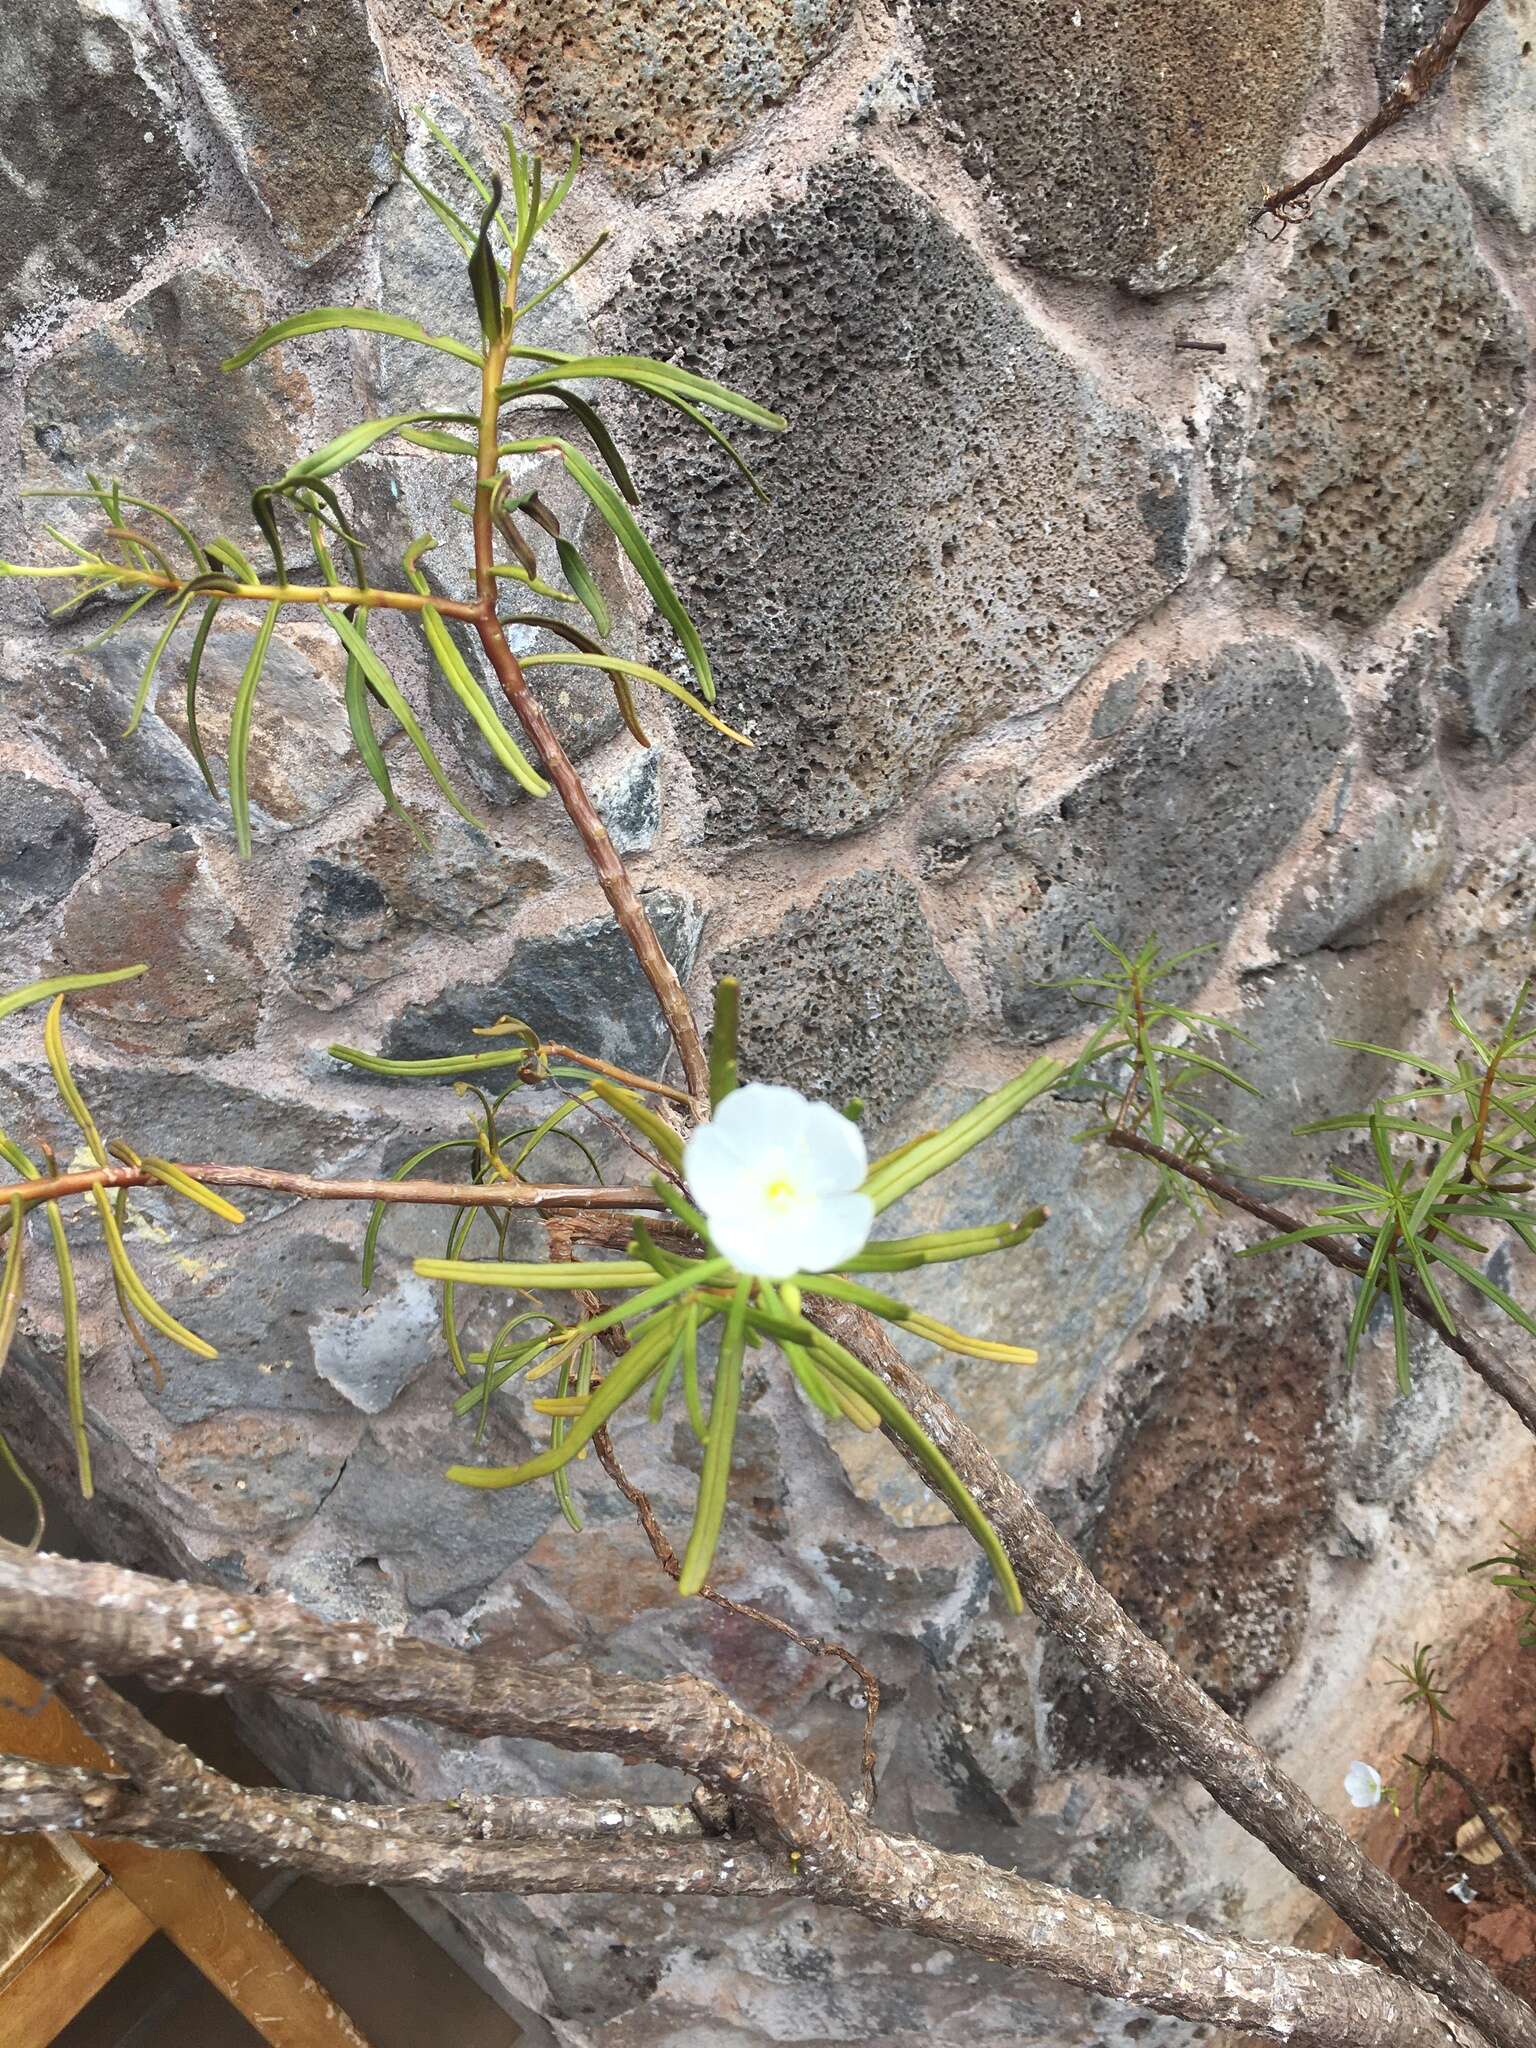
<box><xmin>0</xmin><ymin>965</ymin><xmax>147</xmax><ymax>1028</ymax></box>
<box><xmin>586</xmin><ymin>1077</ymin><xmax>686</xmax><ymax>1171</ymax></box>
<box><xmin>1146</xmin><ymin>1044</ymin><xmax>1261</xmax><ymax>1096</ymax></box>
<box><xmin>554</xmin><ymin>537</ymin><xmax>612</xmax><ymax>634</ymax></box>
<box><xmin>422</xmin><ymin>607</ymin><xmax>550</xmax><ymax>795</ymax></box>
<box><xmin>1332</xmin><ymin>1037</ymin><xmax>1457</xmax><ymax>1080</ymax></box>
<box><xmin>399</xmin><ymin>163</ymin><xmax>475</xmax><ymax>252</ymax></box>
<box><xmin>90</xmin><ymin>1185</ymin><xmax>217</xmax><ymax>1359</ymax></box>
<box><xmin>1345</xmin><ymin>1223</ymin><xmax>1396</xmax><ymax>1372</ymax></box>
<box><xmin>73</xmin><ymin>586</ymin><xmax>161</xmax><ymax>652</ymax></box>
<box><xmin>221</xmin><ymin>308</ymin><xmax>482</xmax><ymax>372</ymax></box>
<box><xmin>206</xmin><ymin>537</ymin><xmax>258</xmax><ymax>583</ymax></box>
<box><xmin>808</xmin><ymin>1328</ymin><xmax>1023</xmax><ymax>1612</ymax></box>
<box><xmin>181</xmin><ymin>598</ymin><xmax>224</xmax><ymax>796</ymax></box>
<box><xmin>649</xmin><ymin>387</ymin><xmax>769</xmax><ymax>500</ymax></box>
<box><xmin>505</xmin><ymin>437</ymin><xmax>715</xmax><ymax>702</ymax></box>
<box><xmin>43</xmin><ymin>997</ymin><xmax>108</xmax><ymax>1166</ymax></box>
<box><xmin>0</xmin><ymin>1199</ymin><xmax>27</xmax><ymax>1433</ymax></box>
<box><xmin>445</xmin><ymin>1314</ymin><xmax>677</xmax><ymax>1488</ymax></box>
<box><xmin>361</xmin><ymin>1141</ymin><xmax>475</xmax><ymax>1292</ymax></box>
<box><xmin>42</xmin><ymin>1201</ymin><xmax>91</xmax><ymax>1496</ymax></box>
<box><xmin>400</xmin><ymin>425</ymin><xmax>480</xmax><ymax>457</ymax></box>
<box><xmin>519</xmin><ymin>651</ymin><xmax>750</xmax><ymax>744</ymax></box>
<box><xmin>847</xmin><ymin>1210</ymin><xmax>1048</xmax><ymax>1273</ymax></box>
<box><xmin>416</xmin><ymin>1258</ymin><xmax>661</xmax><ymax>1290</ymax></box>
<box><xmin>126</xmin><ymin>1154</ymin><xmax>243</xmax><ymax>1225</ymax></box>
<box><xmin>708</xmin><ymin>978</ymin><xmax>740</xmax><ymax>1109</ymax></box>
<box><xmin>518</xmin><ymin>386</ymin><xmax>637</xmax><ymax>504</ymax></box>
<box><xmin>678</xmin><ymin>1277</ymin><xmax>750</xmax><ymax>1595</ymax></box>
<box><xmin>501</xmin><ymin>348</ymin><xmax>787</xmax><ymax>431</ymax></box>
<box><xmin>863</xmin><ymin>1059</ymin><xmax>1064</xmax><ymax>1213</ymax></box>
<box><xmin>323</xmin><ymin>606</ymin><xmax>484</xmax><ymax>831</ymax></box>
<box><xmin>1383</xmin><ymin>1255</ymin><xmax>1413</xmax><ymax>1395</ymax></box>
<box><xmin>1406</xmin><ymin>1123</ymin><xmax>1478</xmax><ymax>1238</ymax></box>
<box><xmin>286</xmin><ymin>410</ymin><xmax>479</xmax><ymax>485</ymax></box>
<box><xmin>513</xmin><ymin>229</ymin><xmax>606</xmax><ymax>327</ymax></box>
<box><xmin>500</xmin><ymin>612</ymin><xmax>649</xmax><ymax>740</ymax></box>
<box><xmin>680</xmin><ymin>1301</ymin><xmax>708</xmax><ymax>1441</ymax></box>
<box><xmin>225</xmin><ymin>600</ymin><xmax>281</xmax><ymax>856</ymax></box>
<box><xmin>802</xmin><ymin>1273</ymin><xmax>1040</xmax><ymax>1363</ymax></box>
<box><xmin>1423</xmin><ymin>1241</ymin><xmax>1536</xmax><ymax>1339</ymax></box>
<box><xmin>329</xmin><ymin>1043</ymin><xmax>532</xmax><ymax>1079</ymax></box>
<box><xmin>648</xmin><ymin>1317</ymin><xmax>690</xmax><ymax>1424</ymax></box>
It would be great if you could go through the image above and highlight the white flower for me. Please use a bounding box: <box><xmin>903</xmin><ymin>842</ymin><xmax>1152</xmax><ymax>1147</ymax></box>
<box><xmin>1343</xmin><ymin>1760</ymin><xmax>1384</xmax><ymax>1808</ymax></box>
<box><xmin>683</xmin><ymin>1082</ymin><xmax>874</xmax><ymax>1282</ymax></box>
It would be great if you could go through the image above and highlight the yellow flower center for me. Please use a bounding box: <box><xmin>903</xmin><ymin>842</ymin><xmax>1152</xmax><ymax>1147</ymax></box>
<box><xmin>763</xmin><ymin>1175</ymin><xmax>801</xmax><ymax>1211</ymax></box>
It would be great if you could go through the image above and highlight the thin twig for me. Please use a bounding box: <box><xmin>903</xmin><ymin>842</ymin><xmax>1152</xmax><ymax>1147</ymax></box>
<box><xmin>1418</xmin><ymin>1754</ymin><xmax>1536</xmax><ymax>1901</ymax></box>
<box><xmin>1259</xmin><ymin>0</ymin><xmax>1494</xmax><ymax>223</ymax></box>
<box><xmin>0</xmin><ymin>1164</ymin><xmax>664</xmax><ymax>1214</ymax></box>
<box><xmin>1103</xmin><ymin>1128</ymin><xmax>1536</xmax><ymax>1436</ymax></box>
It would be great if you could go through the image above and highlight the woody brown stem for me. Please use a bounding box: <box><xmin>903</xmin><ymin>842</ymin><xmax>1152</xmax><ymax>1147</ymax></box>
<box><xmin>477</xmin><ymin>612</ymin><xmax>710</xmax><ymax>1110</ymax></box>
<box><xmin>0</xmin><ymin>1164</ymin><xmax>663</xmax><ymax>1215</ymax></box>
<box><xmin>0</xmin><ymin>1552</ymin><xmax>1491</xmax><ymax>2048</ymax></box>
<box><xmin>808</xmin><ymin>1297</ymin><xmax>1533</xmax><ymax>2048</ymax></box>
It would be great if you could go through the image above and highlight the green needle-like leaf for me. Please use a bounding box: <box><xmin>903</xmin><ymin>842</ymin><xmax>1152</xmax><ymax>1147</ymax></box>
<box><xmin>221</xmin><ymin>308</ymin><xmax>483</xmax><ymax>372</ymax></box>
<box><xmin>0</xmin><ymin>966</ymin><xmax>147</xmax><ymax>1028</ymax></box>
<box><xmin>323</xmin><ymin>607</ymin><xmax>484</xmax><ymax>832</ymax></box>
<box><xmin>227</xmin><ymin>600</ymin><xmax>281</xmax><ymax>857</ymax></box>
<box><xmin>678</xmin><ymin>1276</ymin><xmax>750</xmax><ymax>1595</ymax></box>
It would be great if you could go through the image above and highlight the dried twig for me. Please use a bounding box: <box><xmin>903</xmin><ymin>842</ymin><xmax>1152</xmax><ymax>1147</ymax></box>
<box><xmin>1259</xmin><ymin>0</ymin><xmax>1494</xmax><ymax>223</ymax></box>
<box><xmin>0</xmin><ymin>1164</ymin><xmax>663</xmax><ymax>1215</ymax></box>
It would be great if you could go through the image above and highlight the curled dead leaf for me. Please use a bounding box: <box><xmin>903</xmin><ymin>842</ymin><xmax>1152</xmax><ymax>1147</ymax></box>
<box><xmin>1456</xmin><ymin>1805</ymin><xmax>1519</xmax><ymax>1866</ymax></box>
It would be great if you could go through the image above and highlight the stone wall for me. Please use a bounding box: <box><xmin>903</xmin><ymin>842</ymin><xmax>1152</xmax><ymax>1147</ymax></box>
<box><xmin>2</xmin><ymin>3</ymin><xmax>1535</xmax><ymax>2042</ymax></box>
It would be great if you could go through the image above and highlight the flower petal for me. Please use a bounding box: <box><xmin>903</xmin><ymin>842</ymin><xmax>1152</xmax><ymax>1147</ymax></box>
<box><xmin>795</xmin><ymin>1100</ymin><xmax>868</xmax><ymax>1194</ymax></box>
<box><xmin>706</xmin><ymin>1202</ymin><xmax>819</xmax><ymax>1281</ymax></box>
<box><xmin>797</xmin><ymin>1191</ymin><xmax>875</xmax><ymax>1273</ymax></box>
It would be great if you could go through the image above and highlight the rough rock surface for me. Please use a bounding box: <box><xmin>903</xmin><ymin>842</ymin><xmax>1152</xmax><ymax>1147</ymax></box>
<box><xmin>1232</xmin><ymin>166</ymin><xmax>1527</xmax><ymax>623</ymax></box>
<box><xmin>0</xmin><ymin>0</ymin><xmax>201</xmax><ymax>341</ymax></box>
<box><xmin>57</xmin><ymin>831</ymin><xmax>263</xmax><ymax>1057</ymax></box>
<box><xmin>715</xmin><ymin>869</ymin><xmax>966</xmax><ymax>1119</ymax></box>
<box><xmin>1047</xmin><ymin>1246</ymin><xmax>1344</xmax><ymax>1776</ymax></box>
<box><xmin>382</xmin><ymin>890</ymin><xmax>703</xmax><ymax>1079</ymax></box>
<box><xmin>0</xmin><ymin>771</ymin><xmax>95</xmax><ymax>925</ymax></box>
<box><xmin>24</xmin><ymin>268</ymin><xmax>313</xmax><ymax>542</ymax></box>
<box><xmin>1438</xmin><ymin>489</ymin><xmax>1536</xmax><ymax>762</ymax></box>
<box><xmin>159</xmin><ymin>0</ymin><xmax>401</xmax><ymax>262</ymax></box>
<box><xmin>995</xmin><ymin>639</ymin><xmax>1350</xmax><ymax>1041</ymax></box>
<box><xmin>911</xmin><ymin>0</ymin><xmax>1324</xmax><ymax>291</ymax></box>
<box><xmin>1451</xmin><ymin>0</ymin><xmax>1536</xmax><ymax>234</ymax></box>
<box><xmin>455</xmin><ymin>0</ymin><xmax>856</xmax><ymax>183</ymax></box>
<box><xmin>624</xmin><ymin>159</ymin><xmax>1194</xmax><ymax>842</ymax></box>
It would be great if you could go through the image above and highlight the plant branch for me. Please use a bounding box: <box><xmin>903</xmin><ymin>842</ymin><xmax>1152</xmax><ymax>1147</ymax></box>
<box><xmin>1103</xmin><ymin>1128</ymin><xmax>1536</xmax><ymax>1436</ymax></box>
<box><xmin>0</xmin><ymin>1553</ymin><xmax>1490</xmax><ymax>2048</ymax></box>
<box><xmin>806</xmin><ymin>1299</ymin><xmax>1534</xmax><ymax>2048</ymax></box>
<box><xmin>0</xmin><ymin>1164</ymin><xmax>664</xmax><ymax>1215</ymax></box>
<box><xmin>1419</xmin><ymin>1754</ymin><xmax>1536</xmax><ymax>1901</ymax></box>
<box><xmin>477</xmin><ymin>608</ymin><xmax>709</xmax><ymax>1115</ymax></box>
<box><xmin>1259</xmin><ymin>0</ymin><xmax>1494</xmax><ymax>222</ymax></box>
